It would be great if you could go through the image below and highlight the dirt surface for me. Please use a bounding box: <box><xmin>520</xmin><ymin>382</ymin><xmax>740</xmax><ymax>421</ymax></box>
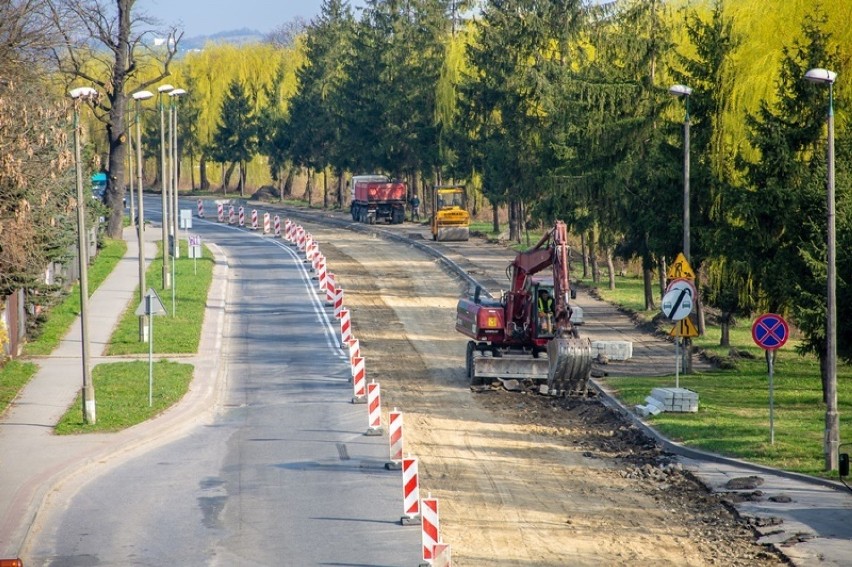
<box><xmin>303</xmin><ymin>220</ymin><xmax>784</xmax><ymax>567</ymax></box>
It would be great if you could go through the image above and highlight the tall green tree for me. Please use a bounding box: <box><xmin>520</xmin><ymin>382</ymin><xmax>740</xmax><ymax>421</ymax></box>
<box><xmin>736</xmin><ymin>9</ymin><xmax>850</xmax><ymax>392</ymax></box>
<box><xmin>672</xmin><ymin>0</ymin><xmax>743</xmax><ymax>340</ymax></box>
<box><xmin>210</xmin><ymin>79</ymin><xmax>258</xmax><ymax>195</ymax></box>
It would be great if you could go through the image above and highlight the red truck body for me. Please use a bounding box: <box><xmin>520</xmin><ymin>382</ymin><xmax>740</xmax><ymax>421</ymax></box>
<box><xmin>350</xmin><ymin>175</ymin><xmax>407</xmax><ymax>225</ymax></box>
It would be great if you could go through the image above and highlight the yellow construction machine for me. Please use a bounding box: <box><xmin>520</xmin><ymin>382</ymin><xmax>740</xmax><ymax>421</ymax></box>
<box><xmin>431</xmin><ymin>185</ymin><xmax>470</xmax><ymax>241</ymax></box>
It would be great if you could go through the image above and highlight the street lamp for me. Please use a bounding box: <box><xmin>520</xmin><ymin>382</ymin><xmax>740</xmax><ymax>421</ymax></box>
<box><xmin>804</xmin><ymin>67</ymin><xmax>839</xmax><ymax>471</ymax></box>
<box><xmin>669</xmin><ymin>83</ymin><xmax>693</xmax><ymax>262</ymax></box>
<box><xmin>69</xmin><ymin>86</ymin><xmax>99</xmax><ymax>424</ymax></box>
<box><xmin>132</xmin><ymin>90</ymin><xmax>154</xmax><ymax>341</ymax></box>
<box><xmin>169</xmin><ymin>88</ymin><xmax>187</xmax><ymax>261</ymax></box>
<box><xmin>157</xmin><ymin>84</ymin><xmax>174</xmax><ymax>289</ymax></box>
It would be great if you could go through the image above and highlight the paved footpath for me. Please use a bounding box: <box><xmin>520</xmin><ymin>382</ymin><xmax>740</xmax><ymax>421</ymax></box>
<box><xmin>0</xmin><ymin>225</ymin><xmax>228</xmax><ymax>559</ymax></box>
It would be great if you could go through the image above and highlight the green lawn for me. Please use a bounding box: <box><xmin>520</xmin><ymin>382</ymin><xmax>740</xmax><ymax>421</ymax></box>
<box><xmin>587</xmin><ymin>273</ymin><xmax>851</xmax><ymax>478</ymax></box>
<box><xmin>55</xmin><ymin>360</ymin><xmax>194</xmax><ymax>434</ymax></box>
<box><xmin>107</xmin><ymin>241</ymin><xmax>214</xmax><ymax>355</ymax></box>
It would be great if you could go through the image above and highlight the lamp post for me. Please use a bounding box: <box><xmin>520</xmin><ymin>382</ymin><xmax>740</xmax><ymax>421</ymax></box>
<box><xmin>804</xmin><ymin>67</ymin><xmax>839</xmax><ymax>472</ymax></box>
<box><xmin>669</xmin><ymin>84</ymin><xmax>693</xmax><ymax>262</ymax></box>
<box><xmin>69</xmin><ymin>86</ymin><xmax>99</xmax><ymax>424</ymax></box>
<box><xmin>132</xmin><ymin>90</ymin><xmax>154</xmax><ymax>341</ymax></box>
<box><xmin>669</xmin><ymin>84</ymin><xmax>693</xmax><ymax>374</ymax></box>
<box><xmin>157</xmin><ymin>84</ymin><xmax>174</xmax><ymax>289</ymax></box>
<box><xmin>170</xmin><ymin>88</ymin><xmax>187</xmax><ymax>260</ymax></box>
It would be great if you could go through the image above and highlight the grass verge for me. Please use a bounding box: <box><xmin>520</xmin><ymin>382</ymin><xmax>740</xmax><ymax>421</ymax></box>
<box><xmin>107</xmin><ymin>241</ymin><xmax>214</xmax><ymax>355</ymax></box>
<box><xmin>587</xmin><ymin>273</ymin><xmax>851</xmax><ymax>478</ymax></box>
<box><xmin>55</xmin><ymin>360</ymin><xmax>194</xmax><ymax>434</ymax></box>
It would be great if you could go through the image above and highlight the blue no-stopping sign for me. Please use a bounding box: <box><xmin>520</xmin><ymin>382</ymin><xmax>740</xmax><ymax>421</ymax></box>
<box><xmin>752</xmin><ymin>313</ymin><xmax>789</xmax><ymax>350</ymax></box>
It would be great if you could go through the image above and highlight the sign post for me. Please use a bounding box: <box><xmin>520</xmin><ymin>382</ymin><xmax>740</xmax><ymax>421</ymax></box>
<box><xmin>135</xmin><ymin>288</ymin><xmax>168</xmax><ymax>407</ymax></box>
<box><xmin>752</xmin><ymin>313</ymin><xmax>790</xmax><ymax>444</ymax></box>
<box><xmin>662</xmin><ymin>282</ymin><xmax>695</xmax><ymax>389</ymax></box>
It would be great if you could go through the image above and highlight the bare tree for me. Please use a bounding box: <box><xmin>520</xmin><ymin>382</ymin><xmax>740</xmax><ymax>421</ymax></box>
<box><xmin>47</xmin><ymin>0</ymin><xmax>182</xmax><ymax>238</ymax></box>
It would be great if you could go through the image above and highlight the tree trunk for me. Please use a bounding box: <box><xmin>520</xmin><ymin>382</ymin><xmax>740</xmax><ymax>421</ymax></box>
<box><xmin>643</xmin><ymin>265</ymin><xmax>655</xmax><ymax>310</ymax></box>
<box><xmin>337</xmin><ymin>171</ymin><xmax>345</xmax><ymax>208</ymax></box>
<box><xmin>223</xmin><ymin>162</ymin><xmax>237</xmax><ymax>191</ymax></box>
<box><xmin>322</xmin><ymin>169</ymin><xmax>328</xmax><ymax>208</ymax></box>
<box><xmin>509</xmin><ymin>199</ymin><xmax>520</xmax><ymax>243</ymax></box>
<box><xmin>492</xmin><ymin>202</ymin><xmax>499</xmax><ymax>234</ymax></box>
<box><xmin>588</xmin><ymin>228</ymin><xmax>599</xmax><ymax>284</ymax></box>
<box><xmin>695</xmin><ymin>266</ymin><xmax>706</xmax><ymax>336</ymax></box>
<box><xmin>720</xmin><ymin>315</ymin><xmax>731</xmax><ymax>347</ymax></box>
<box><xmin>305</xmin><ymin>169</ymin><xmax>313</xmax><ymax>206</ymax></box>
<box><xmin>200</xmin><ymin>154</ymin><xmax>209</xmax><ymax>190</ymax></box>
<box><xmin>606</xmin><ymin>247</ymin><xmax>616</xmax><ymax>290</ymax></box>
<box><xmin>658</xmin><ymin>256</ymin><xmax>667</xmax><ymax>299</ymax></box>
<box><xmin>104</xmin><ymin>97</ymin><xmax>129</xmax><ymax>239</ymax></box>
<box><xmin>283</xmin><ymin>167</ymin><xmax>294</xmax><ymax>198</ymax></box>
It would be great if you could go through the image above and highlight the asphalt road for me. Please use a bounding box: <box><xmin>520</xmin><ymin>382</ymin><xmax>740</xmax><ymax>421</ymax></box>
<box><xmin>26</xmin><ymin>211</ymin><xmax>421</xmax><ymax>566</ymax></box>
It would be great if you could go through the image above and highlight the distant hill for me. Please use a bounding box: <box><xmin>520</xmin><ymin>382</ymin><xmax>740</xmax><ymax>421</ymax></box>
<box><xmin>179</xmin><ymin>28</ymin><xmax>266</xmax><ymax>52</ymax></box>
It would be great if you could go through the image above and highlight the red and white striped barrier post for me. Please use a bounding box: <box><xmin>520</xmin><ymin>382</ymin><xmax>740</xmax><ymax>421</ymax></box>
<box><xmin>273</xmin><ymin>215</ymin><xmax>281</xmax><ymax>236</ymax></box>
<box><xmin>217</xmin><ymin>203</ymin><xmax>224</xmax><ymax>223</ymax></box>
<box><xmin>333</xmin><ymin>287</ymin><xmax>345</xmax><ymax>318</ymax></box>
<box><xmin>347</xmin><ymin>338</ymin><xmax>360</xmax><ymax>365</ymax></box>
<box><xmin>325</xmin><ymin>274</ymin><xmax>336</xmax><ymax>304</ymax></box>
<box><xmin>197</xmin><ymin>199</ymin><xmax>204</xmax><ymax>218</ymax></box>
<box><xmin>421</xmin><ymin>496</ymin><xmax>440</xmax><ymax>564</ymax></box>
<box><xmin>263</xmin><ymin>212</ymin><xmax>271</xmax><ymax>234</ymax></box>
<box><xmin>351</xmin><ymin>355</ymin><xmax>366</xmax><ymax>403</ymax></box>
<box><xmin>228</xmin><ymin>205</ymin><xmax>235</xmax><ymax>224</ymax></box>
<box><xmin>317</xmin><ymin>258</ymin><xmax>328</xmax><ymax>289</ymax></box>
<box><xmin>386</xmin><ymin>409</ymin><xmax>403</xmax><ymax>470</ymax></box>
<box><xmin>238</xmin><ymin>206</ymin><xmax>245</xmax><ymax>227</ymax></box>
<box><xmin>401</xmin><ymin>457</ymin><xmax>421</xmax><ymax>525</ymax></box>
<box><xmin>311</xmin><ymin>249</ymin><xmax>322</xmax><ymax>274</ymax></box>
<box><xmin>250</xmin><ymin>209</ymin><xmax>259</xmax><ymax>230</ymax></box>
<box><xmin>297</xmin><ymin>228</ymin><xmax>307</xmax><ymax>251</ymax></box>
<box><xmin>288</xmin><ymin>221</ymin><xmax>297</xmax><ymax>244</ymax></box>
<box><xmin>365</xmin><ymin>380</ymin><xmax>382</xmax><ymax>436</ymax></box>
<box><xmin>432</xmin><ymin>543</ymin><xmax>452</xmax><ymax>567</ymax></box>
<box><xmin>284</xmin><ymin>219</ymin><xmax>292</xmax><ymax>241</ymax></box>
<box><xmin>338</xmin><ymin>307</ymin><xmax>352</xmax><ymax>346</ymax></box>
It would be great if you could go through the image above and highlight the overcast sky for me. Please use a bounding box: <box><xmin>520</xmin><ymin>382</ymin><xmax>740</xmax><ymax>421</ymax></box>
<box><xmin>136</xmin><ymin>0</ymin><xmax>366</xmax><ymax>38</ymax></box>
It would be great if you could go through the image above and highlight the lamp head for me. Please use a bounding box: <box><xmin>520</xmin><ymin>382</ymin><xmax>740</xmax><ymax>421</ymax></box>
<box><xmin>132</xmin><ymin>90</ymin><xmax>154</xmax><ymax>101</ymax></box>
<box><xmin>804</xmin><ymin>68</ymin><xmax>837</xmax><ymax>85</ymax></box>
<box><xmin>69</xmin><ymin>86</ymin><xmax>98</xmax><ymax>100</ymax></box>
<box><xmin>157</xmin><ymin>84</ymin><xmax>175</xmax><ymax>93</ymax></box>
<box><xmin>669</xmin><ymin>84</ymin><xmax>693</xmax><ymax>97</ymax></box>
<box><xmin>169</xmin><ymin>88</ymin><xmax>187</xmax><ymax>97</ymax></box>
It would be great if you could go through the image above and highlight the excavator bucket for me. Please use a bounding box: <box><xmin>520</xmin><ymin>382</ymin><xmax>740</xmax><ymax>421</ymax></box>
<box><xmin>546</xmin><ymin>338</ymin><xmax>593</xmax><ymax>395</ymax></box>
<box><xmin>436</xmin><ymin>226</ymin><xmax>470</xmax><ymax>241</ymax></box>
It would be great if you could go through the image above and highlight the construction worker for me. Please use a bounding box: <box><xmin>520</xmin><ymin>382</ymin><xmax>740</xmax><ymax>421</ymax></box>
<box><xmin>537</xmin><ymin>289</ymin><xmax>555</xmax><ymax>333</ymax></box>
<box><xmin>410</xmin><ymin>195</ymin><xmax>420</xmax><ymax>221</ymax></box>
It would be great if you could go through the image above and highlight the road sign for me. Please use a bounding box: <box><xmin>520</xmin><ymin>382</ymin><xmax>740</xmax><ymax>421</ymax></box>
<box><xmin>661</xmin><ymin>287</ymin><xmax>694</xmax><ymax>321</ymax></box>
<box><xmin>135</xmin><ymin>288</ymin><xmax>167</xmax><ymax>317</ymax></box>
<box><xmin>670</xmin><ymin>316</ymin><xmax>699</xmax><ymax>338</ymax></box>
<box><xmin>752</xmin><ymin>313</ymin><xmax>789</xmax><ymax>350</ymax></box>
<box><xmin>666</xmin><ymin>277</ymin><xmax>697</xmax><ymax>298</ymax></box>
<box><xmin>667</xmin><ymin>252</ymin><xmax>695</xmax><ymax>280</ymax></box>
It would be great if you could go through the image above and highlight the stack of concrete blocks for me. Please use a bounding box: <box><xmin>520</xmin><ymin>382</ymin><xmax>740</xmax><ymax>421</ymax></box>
<box><xmin>635</xmin><ymin>387</ymin><xmax>699</xmax><ymax>417</ymax></box>
<box><xmin>591</xmin><ymin>340</ymin><xmax>633</xmax><ymax>361</ymax></box>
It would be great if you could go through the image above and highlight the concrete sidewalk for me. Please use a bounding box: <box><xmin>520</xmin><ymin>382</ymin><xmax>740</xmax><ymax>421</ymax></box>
<box><xmin>0</xmin><ymin>226</ymin><xmax>229</xmax><ymax>558</ymax></box>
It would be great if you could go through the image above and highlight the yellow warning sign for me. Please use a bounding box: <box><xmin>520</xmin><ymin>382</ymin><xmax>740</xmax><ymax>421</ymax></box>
<box><xmin>667</xmin><ymin>253</ymin><xmax>696</xmax><ymax>280</ymax></box>
<box><xmin>669</xmin><ymin>316</ymin><xmax>699</xmax><ymax>338</ymax></box>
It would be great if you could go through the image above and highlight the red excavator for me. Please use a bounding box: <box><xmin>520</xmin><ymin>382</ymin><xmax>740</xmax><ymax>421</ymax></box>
<box><xmin>455</xmin><ymin>221</ymin><xmax>592</xmax><ymax>394</ymax></box>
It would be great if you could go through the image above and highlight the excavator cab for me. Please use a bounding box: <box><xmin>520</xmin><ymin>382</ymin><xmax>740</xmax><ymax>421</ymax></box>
<box><xmin>532</xmin><ymin>282</ymin><xmax>556</xmax><ymax>338</ymax></box>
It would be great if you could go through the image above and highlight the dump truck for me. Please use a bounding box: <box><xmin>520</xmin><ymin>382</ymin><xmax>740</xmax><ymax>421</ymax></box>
<box><xmin>431</xmin><ymin>185</ymin><xmax>470</xmax><ymax>241</ymax></box>
<box><xmin>350</xmin><ymin>175</ymin><xmax>406</xmax><ymax>225</ymax></box>
<box><xmin>455</xmin><ymin>221</ymin><xmax>592</xmax><ymax>394</ymax></box>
